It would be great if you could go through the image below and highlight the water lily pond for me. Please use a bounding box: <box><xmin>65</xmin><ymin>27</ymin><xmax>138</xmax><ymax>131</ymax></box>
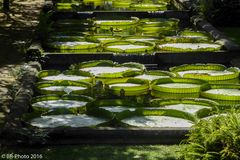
<box><xmin>24</xmin><ymin>60</ymin><xmax>240</xmax><ymax>130</ymax></box>
<box><xmin>42</xmin><ymin>16</ymin><xmax>223</xmax><ymax>55</ymax></box>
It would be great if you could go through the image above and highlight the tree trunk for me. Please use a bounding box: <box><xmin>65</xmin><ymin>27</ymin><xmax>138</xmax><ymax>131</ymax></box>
<box><xmin>3</xmin><ymin>0</ymin><xmax>10</xmax><ymax>11</ymax></box>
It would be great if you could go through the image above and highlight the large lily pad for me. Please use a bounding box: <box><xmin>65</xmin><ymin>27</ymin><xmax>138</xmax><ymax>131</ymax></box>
<box><xmin>170</xmin><ymin>64</ymin><xmax>239</xmax><ymax>82</ymax></box>
<box><xmin>149</xmin><ymin>98</ymin><xmax>218</xmax><ymax>118</ymax></box>
<box><xmin>38</xmin><ymin>70</ymin><xmax>93</xmax><ymax>83</ymax></box>
<box><xmin>71</xmin><ymin>60</ymin><xmax>145</xmax><ymax>78</ymax></box>
<box><xmin>36</xmin><ymin>80</ymin><xmax>92</xmax><ymax>95</ymax></box>
<box><xmin>103</xmin><ymin>41</ymin><xmax>155</xmax><ymax>54</ymax></box>
<box><xmin>151</xmin><ymin>78</ymin><xmax>209</xmax><ymax>94</ymax></box>
<box><xmin>32</xmin><ymin>94</ymin><xmax>94</xmax><ymax>113</ymax></box>
<box><xmin>158</xmin><ymin>43</ymin><xmax>222</xmax><ymax>52</ymax></box>
<box><xmin>117</xmin><ymin>109</ymin><xmax>197</xmax><ymax>128</ymax></box>
<box><xmin>105</xmin><ymin>78</ymin><xmax>149</xmax><ymax>96</ymax></box>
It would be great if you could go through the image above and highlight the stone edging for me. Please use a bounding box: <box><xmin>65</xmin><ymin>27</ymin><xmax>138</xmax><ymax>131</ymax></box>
<box><xmin>0</xmin><ymin>61</ymin><xmax>41</xmax><ymax>146</ymax></box>
<box><xmin>192</xmin><ymin>16</ymin><xmax>240</xmax><ymax>52</ymax></box>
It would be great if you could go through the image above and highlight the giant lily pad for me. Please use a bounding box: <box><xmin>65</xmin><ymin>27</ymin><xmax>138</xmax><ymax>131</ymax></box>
<box><xmin>105</xmin><ymin>78</ymin><xmax>149</xmax><ymax>96</ymax></box>
<box><xmin>140</xmin><ymin>18</ymin><xmax>179</xmax><ymax>27</ymax></box>
<box><xmin>32</xmin><ymin>94</ymin><xmax>94</xmax><ymax>113</ymax></box>
<box><xmin>158</xmin><ymin>43</ymin><xmax>222</xmax><ymax>52</ymax></box>
<box><xmin>201</xmin><ymin>84</ymin><xmax>240</xmax><ymax>101</ymax></box>
<box><xmin>71</xmin><ymin>60</ymin><xmax>145</xmax><ymax>78</ymax></box>
<box><xmin>93</xmin><ymin>17</ymin><xmax>139</xmax><ymax>26</ymax></box>
<box><xmin>170</xmin><ymin>64</ymin><xmax>239</xmax><ymax>83</ymax></box>
<box><xmin>103</xmin><ymin>41</ymin><xmax>155</xmax><ymax>53</ymax></box>
<box><xmin>30</xmin><ymin>114</ymin><xmax>108</xmax><ymax>128</ymax></box>
<box><xmin>117</xmin><ymin>109</ymin><xmax>197</xmax><ymax>128</ymax></box>
<box><xmin>85</xmin><ymin>34</ymin><xmax>122</xmax><ymax>44</ymax></box>
<box><xmin>149</xmin><ymin>98</ymin><xmax>218</xmax><ymax>118</ymax></box>
<box><xmin>151</xmin><ymin>78</ymin><xmax>209</xmax><ymax>94</ymax></box>
<box><xmin>130</xmin><ymin>3</ymin><xmax>168</xmax><ymax>11</ymax></box>
<box><xmin>47</xmin><ymin>41</ymin><xmax>99</xmax><ymax>50</ymax></box>
<box><xmin>38</xmin><ymin>70</ymin><xmax>93</xmax><ymax>83</ymax></box>
<box><xmin>135</xmin><ymin>70</ymin><xmax>175</xmax><ymax>82</ymax></box>
<box><xmin>36</xmin><ymin>80</ymin><xmax>92</xmax><ymax>95</ymax></box>
<box><xmin>86</xmin><ymin>99</ymin><xmax>143</xmax><ymax>116</ymax></box>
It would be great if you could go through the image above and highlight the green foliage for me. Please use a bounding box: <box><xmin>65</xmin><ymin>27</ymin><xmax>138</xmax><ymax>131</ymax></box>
<box><xmin>192</xmin><ymin>0</ymin><xmax>240</xmax><ymax>25</ymax></box>
<box><xmin>36</xmin><ymin>11</ymin><xmax>53</xmax><ymax>41</ymax></box>
<box><xmin>181</xmin><ymin>111</ymin><xmax>240</xmax><ymax>160</ymax></box>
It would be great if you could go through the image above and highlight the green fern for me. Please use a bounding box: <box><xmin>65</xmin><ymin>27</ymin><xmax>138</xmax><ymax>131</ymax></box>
<box><xmin>181</xmin><ymin>110</ymin><xmax>240</xmax><ymax>160</ymax></box>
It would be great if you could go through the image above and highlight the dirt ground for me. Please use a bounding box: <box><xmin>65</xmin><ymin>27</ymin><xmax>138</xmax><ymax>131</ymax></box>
<box><xmin>0</xmin><ymin>0</ymin><xmax>44</xmax><ymax>128</ymax></box>
<box><xmin>0</xmin><ymin>0</ymin><xmax>44</xmax><ymax>64</ymax></box>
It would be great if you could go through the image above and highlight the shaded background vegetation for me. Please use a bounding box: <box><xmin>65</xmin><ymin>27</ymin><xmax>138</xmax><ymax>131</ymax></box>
<box><xmin>192</xmin><ymin>0</ymin><xmax>240</xmax><ymax>26</ymax></box>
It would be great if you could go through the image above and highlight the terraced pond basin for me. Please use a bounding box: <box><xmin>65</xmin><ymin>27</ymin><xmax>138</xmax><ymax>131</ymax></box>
<box><xmin>54</xmin><ymin>0</ymin><xmax>172</xmax><ymax>12</ymax></box>
<box><xmin>22</xmin><ymin>60</ymin><xmax>240</xmax><ymax>142</ymax></box>
<box><xmin>41</xmin><ymin>15</ymin><xmax>225</xmax><ymax>56</ymax></box>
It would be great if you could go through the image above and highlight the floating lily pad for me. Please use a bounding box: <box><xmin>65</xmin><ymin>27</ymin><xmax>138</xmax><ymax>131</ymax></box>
<box><xmin>163</xmin><ymin>36</ymin><xmax>211</xmax><ymax>43</ymax></box>
<box><xmin>103</xmin><ymin>41</ymin><xmax>155</xmax><ymax>53</ymax></box>
<box><xmin>123</xmin><ymin>36</ymin><xmax>159</xmax><ymax>43</ymax></box>
<box><xmin>112</xmin><ymin>0</ymin><xmax>131</xmax><ymax>8</ymax></box>
<box><xmin>93</xmin><ymin>17</ymin><xmax>139</xmax><ymax>26</ymax></box>
<box><xmin>170</xmin><ymin>64</ymin><xmax>239</xmax><ymax>82</ymax></box>
<box><xmin>85</xmin><ymin>34</ymin><xmax>122</xmax><ymax>43</ymax></box>
<box><xmin>151</xmin><ymin>78</ymin><xmax>209</xmax><ymax>94</ymax></box>
<box><xmin>202</xmin><ymin>86</ymin><xmax>240</xmax><ymax>101</ymax></box>
<box><xmin>47</xmin><ymin>41</ymin><xmax>99</xmax><ymax>50</ymax></box>
<box><xmin>32</xmin><ymin>95</ymin><xmax>94</xmax><ymax>113</ymax></box>
<box><xmin>179</xmin><ymin>30</ymin><xmax>211</xmax><ymax>39</ymax></box>
<box><xmin>140</xmin><ymin>18</ymin><xmax>179</xmax><ymax>27</ymax></box>
<box><xmin>135</xmin><ymin>70</ymin><xmax>174</xmax><ymax>82</ymax></box>
<box><xmin>150</xmin><ymin>98</ymin><xmax>218</xmax><ymax>118</ymax></box>
<box><xmin>140</xmin><ymin>26</ymin><xmax>176</xmax><ymax>36</ymax></box>
<box><xmin>122</xmin><ymin>116</ymin><xmax>193</xmax><ymax>128</ymax></box>
<box><xmin>118</xmin><ymin>109</ymin><xmax>196</xmax><ymax>128</ymax></box>
<box><xmin>151</xmin><ymin>90</ymin><xmax>200</xmax><ymax>99</ymax></box>
<box><xmin>71</xmin><ymin>60</ymin><xmax>144</xmax><ymax>78</ymax></box>
<box><xmin>83</xmin><ymin>0</ymin><xmax>103</xmax><ymax>7</ymax></box>
<box><xmin>105</xmin><ymin>78</ymin><xmax>149</xmax><ymax>96</ymax></box>
<box><xmin>86</xmin><ymin>99</ymin><xmax>143</xmax><ymax>116</ymax></box>
<box><xmin>36</xmin><ymin>80</ymin><xmax>92</xmax><ymax>95</ymax></box>
<box><xmin>56</xmin><ymin>3</ymin><xmax>79</xmax><ymax>11</ymax></box>
<box><xmin>38</xmin><ymin>70</ymin><xmax>92</xmax><ymax>83</ymax></box>
<box><xmin>30</xmin><ymin>114</ymin><xmax>107</xmax><ymax>128</ymax></box>
<box><xmin>130</xmin><ymin>3</ymin><xmax>167</xmax><ymax>11</ymax></box>
<box><xmin>158</xmin><ymin>43</ymin><xmax>222</xmax><ymax>52</ymax></box>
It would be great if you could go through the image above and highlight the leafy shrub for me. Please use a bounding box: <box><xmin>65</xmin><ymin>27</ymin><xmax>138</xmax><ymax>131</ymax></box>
<box><xmin>181</xmin><ymin>111</ymin><xmax>240</xmax><ymax>160</ymax></box>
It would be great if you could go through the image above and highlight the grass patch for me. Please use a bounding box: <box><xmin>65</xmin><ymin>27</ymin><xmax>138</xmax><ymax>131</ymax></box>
<box><xmin>0</xmin><ymin>145</ymin><xmax>183</xmax><ymax>160</ymax></box>
<box><xmin>218</xmin><ymin>27</ymin><xmax>240</xmax><ymax>44</ymax></box>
